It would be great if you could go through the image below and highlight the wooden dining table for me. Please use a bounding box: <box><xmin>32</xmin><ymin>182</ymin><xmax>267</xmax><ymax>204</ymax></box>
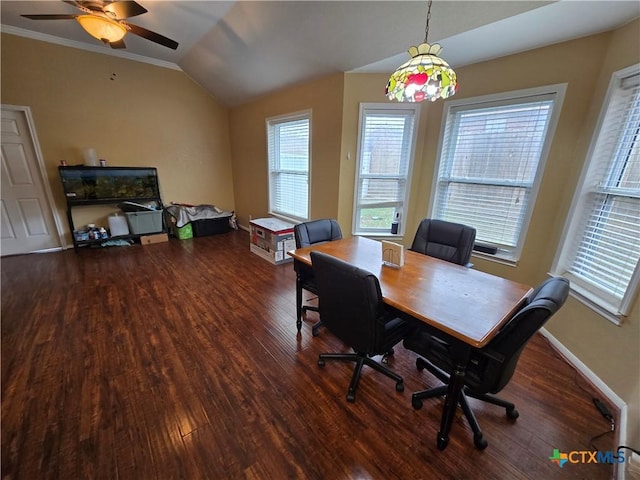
<box><xmin>288</xmin><ymin>235</ymin><xmax>533</xmax><ymax>449</ymax></box>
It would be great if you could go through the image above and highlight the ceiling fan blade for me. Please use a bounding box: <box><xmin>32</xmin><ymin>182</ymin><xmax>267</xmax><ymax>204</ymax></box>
<box><xmin>104</xmin><ymin>1</ymin><xmax>147</xmax><ymax>20</ymax></box>
<box><xmin>124</xmin><ymin>22</ymin><xmax>178</xmax><ymax>50</ymax></box>
<box><xmin>21</xmin><ymin>14</ymin><xmax>78</xmax><ymax>20</ymax></box>
<box><xmin>109</xmin><ymin>39</ymin><xmax>127</xmax><ymax>49</ymax></box>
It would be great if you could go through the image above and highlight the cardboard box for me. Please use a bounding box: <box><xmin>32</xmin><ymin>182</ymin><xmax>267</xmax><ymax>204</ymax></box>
<box><xmin>140</xmin><ymin>233</ymin><xmax>169</xmax><ymax>246</ymax></box>
<box><xmin>249</xmin><ymin>217</ymin><xmax>295</xmax><ymax>265</ymax></box>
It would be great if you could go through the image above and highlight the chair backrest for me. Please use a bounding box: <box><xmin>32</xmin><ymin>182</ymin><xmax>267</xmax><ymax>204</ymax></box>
<box><xmin>410</xmin><ymin>218</ymin><xmax>476</xmax><ymax>266</ymax></box>
<box><xmin>293</xmin><ymin>219</ymin><xmax>343</xmax><ymax>279</ymax></box>
<box><xmin>471</xmin><ymin>277</ymin><xmax>570</xmax><ymax>393</ymax></box>
<box><xmin>310</xmin><ymin>251</ymin><xmax>386</xmax><ymax>353</ymax></box>
<box><xmin>294</xmin><ymin>219</ymin><xmax>343</xmax><ymax>248</ymax></box>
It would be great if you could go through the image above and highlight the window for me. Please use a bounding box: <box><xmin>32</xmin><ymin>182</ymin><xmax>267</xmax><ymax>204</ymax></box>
<box><xmin>553</xmin><ymin>65</ymin><xmax>640</xmax><ymax>322</ymax></box>
<box><xmin>353</xmin><ymin>103</ymin><xmax>419</xmax><ymax>235</ymax></box>
<box><xmin>430</xmin><ymin>85</ymin><xmax>566</xmax><ymax>260</ymax></box>
<box><xmin>267</xmin><ymin>111</ymin><xmax>311</xmax><ymax>221</ymax></box>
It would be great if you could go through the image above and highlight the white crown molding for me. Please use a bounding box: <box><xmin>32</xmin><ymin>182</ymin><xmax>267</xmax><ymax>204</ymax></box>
<box><xmin>1</xmin><ymin>24</ymin><xmax>182</xmax><ymax>71</ymax></box>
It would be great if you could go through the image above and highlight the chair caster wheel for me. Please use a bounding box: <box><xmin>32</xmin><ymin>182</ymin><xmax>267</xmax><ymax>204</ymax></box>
<box><xmin>317</xmin><ymin>358</ymin><xmax>325</xmax><ymax>367</ymax></box>
<box><xmin>396</xmin><ymin>381</ymin><xmax>404</xmax><ymax>393</ymax></box>
<box><xmin>506</xmin><ymin>407</ymin><xmax>519</xmax><ymax>419</ymax></box>
<box><xmin>347</xmin><ymin>392</ymin><xmax>356</xmax><ymax>403</ymax></box>
<box><xmin>411</xmin><ymin>396</ymin><xmax>423</xmax><ymax>410</ymax></box>
<box><xmin>437</xmin><ymin>435</ymin><xmax>449</xmax><ymax>450</ymax></box>
<box><xmin>474</xmin><ymin>433</ymin><xmax>488</xmax><ymax>450</ymax></box>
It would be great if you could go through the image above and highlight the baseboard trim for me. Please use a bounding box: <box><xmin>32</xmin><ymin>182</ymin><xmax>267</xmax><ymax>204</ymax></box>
<box><xmin>539</xmin><ymin>328</ymin><xmax>628</xmax><ymax>480</ymax></box>
<box><xmin>32</xmin><ymin>247</ymin><xmax>63</xmax><ymax>254</ymax></box>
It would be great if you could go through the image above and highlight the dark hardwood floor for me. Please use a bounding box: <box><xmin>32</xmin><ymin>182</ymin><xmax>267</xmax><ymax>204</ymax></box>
<box><xmin>1</xmin><ymin>230</ymin><xmax>617</xmax><ymax>479</ymax></box>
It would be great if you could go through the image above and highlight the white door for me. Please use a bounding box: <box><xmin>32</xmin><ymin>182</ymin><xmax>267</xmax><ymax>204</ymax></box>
<box><xmin>1</xmin><ymin>107</ymin><xmax>61</xmax><ymax>256</ymax></box>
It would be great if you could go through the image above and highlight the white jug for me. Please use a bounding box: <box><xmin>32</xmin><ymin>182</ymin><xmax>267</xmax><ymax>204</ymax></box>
<box><xmin>108</xmin><ymin>213</ymin><xmax>129</xmax><ymax>236</ymax></box>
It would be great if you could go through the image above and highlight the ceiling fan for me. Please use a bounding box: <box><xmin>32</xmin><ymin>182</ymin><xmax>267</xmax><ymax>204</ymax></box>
<box><xmin>21</xmin><ymin>1</ymin><xmax>178</xmax><ymax>50</ymax></box>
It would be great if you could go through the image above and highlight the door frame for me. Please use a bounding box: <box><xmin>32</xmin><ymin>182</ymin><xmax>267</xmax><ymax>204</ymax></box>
<box><xmin>2</xmin><ymin>104</ymin><xmax>65</xmax><ymax>252</ymax></box>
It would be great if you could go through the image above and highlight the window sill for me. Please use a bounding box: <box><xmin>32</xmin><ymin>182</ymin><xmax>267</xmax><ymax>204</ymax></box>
<box><xmin>548</xmin><ymin>273</ymin><xmax>624</xmax><ymax>326</ymax></box>
<box><xmin>353</xmin><ymin>232</ymin><xmax>404</xmax><ymax>241</ymax></box>
<box><xmin>471</xmin><ymin>250</ymin><xmax>519</xmax><ymax>267</ymax></box>
<box><xmin>268</xmin><ymin>212</ymin><xmax>304</xmax><ymax>226</ymax></box>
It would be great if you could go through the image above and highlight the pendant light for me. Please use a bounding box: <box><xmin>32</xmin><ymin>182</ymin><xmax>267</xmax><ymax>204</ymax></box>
<box><xmin>386</xmin><ymin>0</ymin><xmax>457</xmax><ymax>102</ymax></box>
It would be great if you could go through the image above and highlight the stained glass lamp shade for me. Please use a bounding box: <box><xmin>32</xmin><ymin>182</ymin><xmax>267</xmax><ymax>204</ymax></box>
<box><xmin>386</xmin><ymin>42</ymin><xmax>457</xmax><ymax>102</ymax></box>
<box><xmin>386</xmin><ymin>0</ymin><xmax>458</xmax><ymax>103</ymax></box>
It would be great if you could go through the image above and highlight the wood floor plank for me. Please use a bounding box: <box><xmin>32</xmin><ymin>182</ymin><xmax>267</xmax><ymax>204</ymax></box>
<box><xmin>1</xmin><ymin>230</ymin><xmax>617</xmax><ymax>479</ymax></box>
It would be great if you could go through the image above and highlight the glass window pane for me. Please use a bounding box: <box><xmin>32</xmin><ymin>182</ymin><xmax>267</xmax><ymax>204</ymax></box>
<box><xmin>433</xmin><ymin>89</ymin><xmax>562</xmax><ymax>256</ymax></box>
<box><xmin>354</xmin><ymin>105</ymin><xmax>418</xmax><ymax>234</ymax></box>
<box><xmin>361</xmin><ymin>116</ymin><xmax>411</xmax><ymax>176</ymax></box>
<box><xmin>571</xmin><ymin>195</ymin><xmax>640</xmax><ymax>299</ymax></box>
<box><xmin>360</xmin><ymin>178</ymin><xmax>404</xmax><ymax>204</ymax></box>
<box><xmin>437</xmin><ymin>183</ymin><xmax>528</xmax><ymax>247</ymax></box>
<box><xmin>553</xmin><ymin>67</ymin><xmax>640</xmax><ymax>316</ymax></box>
<box><xmin>267</xmin><ymin>113</ymin><xmax>310</xmax><ymax>220</ymax></box>
<box><xmin>358</xmin><ymin>207</ymin><xmax>395</xmax><ymax>230</ymax></box>
<box><xmin>273</xmin><ymin>172</ymin><xmax>308</xmax><ymax>219</ymax></box>
<box><xmin>451</xmin><ymin>102</ymin><xmax>552</xmax><ymax>185</ymax></box>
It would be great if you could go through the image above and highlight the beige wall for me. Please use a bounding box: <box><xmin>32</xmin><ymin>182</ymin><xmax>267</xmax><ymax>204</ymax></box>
<box><xmin>1</xmin><ymin>33</ymin><xmax>234</xmax><ymax>239</ymax></box>
<box><xmin>228</xmin><ymin>73</ymin><xmax>344</xmax><ymax>228</ymax></box>
<box><xmin>337</xmin><ymin>23</ymin><xmax>640</xmax><ymax>447</ymax></box>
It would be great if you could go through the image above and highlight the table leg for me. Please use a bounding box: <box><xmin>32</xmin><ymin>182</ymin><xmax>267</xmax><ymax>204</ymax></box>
<box><xmin>437</xmin><ymin>345</ymin><xmax>470</xmax><ymax>450</ymax></box>
<box><xmin>295</xmin><ymin>272</ymin><xmax>303</xmax><ymax>333</ymax></box>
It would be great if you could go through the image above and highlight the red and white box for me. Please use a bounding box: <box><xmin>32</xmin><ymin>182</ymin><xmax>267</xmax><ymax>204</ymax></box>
<box><xmin>249</xmin><ymin>217</ymin><xmax>295</xmax><ymax>265</ymax></box>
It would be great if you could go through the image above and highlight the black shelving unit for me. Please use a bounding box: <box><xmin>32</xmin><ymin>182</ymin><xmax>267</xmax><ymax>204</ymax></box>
<box><xmin>59</xmin><ymin>166</ymin><xmax>164</xmax><ymax>251</ymax></box>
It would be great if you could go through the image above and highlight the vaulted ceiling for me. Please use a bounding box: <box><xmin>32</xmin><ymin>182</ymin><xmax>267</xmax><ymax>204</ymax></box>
<box><xmin>2</xmin><ymin>1</ymin><xmax>639</xmax><ymax>106</ymax></box>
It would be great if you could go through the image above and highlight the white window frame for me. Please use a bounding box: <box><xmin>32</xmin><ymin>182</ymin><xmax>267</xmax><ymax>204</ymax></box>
<box><xmin>352</xmin><ymin>103</ymin><xmax>420</xmax><ymax>236</ymax></box>
<box><xmin>266</xmin><ymin>110</ymin><xmax>311</xmax><ymax>222</ymax></box>
<box><xmin>429</xmin><ymin>84</ymin><xmax>567</xmax><ymax>263</ymax></box>
<box><xmin>552</xmin><ymin>64</ymin><xmax>640</xmax><ymax>324</ymax></box>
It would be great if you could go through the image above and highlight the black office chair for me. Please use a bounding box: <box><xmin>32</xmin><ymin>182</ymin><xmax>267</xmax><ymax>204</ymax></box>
<box><xmin>410</xmin><ymin>218</ymin><xmax>476</xmax><ymax>267</ymax></box>
<box><xmin>311</xmin><ymin>251</ymin><xmax>409</xmax><ymax>403</ymax></box>
<box><xmin>293</xmin><ymin>219</ymin><xmax>342</xmax><ymax>336</ymax></box>
<box><xmin>403</xmin><ymin>277</ymin><xmax>570</xmax><ymax>449</ymax></box>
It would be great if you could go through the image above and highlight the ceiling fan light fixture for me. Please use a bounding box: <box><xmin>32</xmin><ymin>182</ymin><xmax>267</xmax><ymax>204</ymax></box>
<box><xmin>386</xmin><ymin>0</ymin><xmax>457</xmax><ymax>102</ymax></box>
<box><xmin>76</xmin><ymin>15</ymin><xmax>126</xmax><ymax>43</ymax></box>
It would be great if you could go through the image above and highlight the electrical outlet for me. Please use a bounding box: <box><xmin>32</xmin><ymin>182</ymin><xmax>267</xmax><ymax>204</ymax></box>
<box><xmin>628</xmin><ymin>452</ymin><xmax>640</xmax><ymax>476</ymax></box>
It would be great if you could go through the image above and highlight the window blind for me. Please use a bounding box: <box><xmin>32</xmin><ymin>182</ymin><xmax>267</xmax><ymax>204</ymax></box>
<box><xmin>434</xmin><ymin>93</ymin><xmax>558</xmax><ymax>254</ymax></box>
<box><xmin>267</xmin><ymin>114</ymin><xmax>310</xmax><ymax>220</ymax></box>
<box><xmin>354</xmin><ymin>106</ymin><xmax>417</xmax><ymax>234</ymax></box>
<box><xmin>560</xmin><ymin>70</ymin><xmax>640</xmax><ymax>311</ymax></box>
